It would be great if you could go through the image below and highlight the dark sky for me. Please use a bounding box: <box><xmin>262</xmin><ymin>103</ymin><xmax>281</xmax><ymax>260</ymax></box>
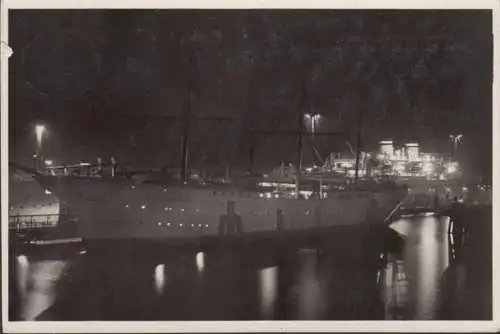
<box><xmin>8</xmin><ymin>10</ymin><xmax>492</xmax><ymax>178</ymax></box>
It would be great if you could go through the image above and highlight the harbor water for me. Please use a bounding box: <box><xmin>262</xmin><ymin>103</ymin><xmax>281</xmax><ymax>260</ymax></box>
<box><xmin>9</xmin><ymin>210</ymin><xmax>491</xmax><ymax>321</ymax></box>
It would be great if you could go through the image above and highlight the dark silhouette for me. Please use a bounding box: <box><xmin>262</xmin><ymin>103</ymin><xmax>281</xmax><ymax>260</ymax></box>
<box><xmin>448</xmin><ymin>196</ymin><xmax>467</xmax><ymax>251</ymax></box>
<box><xmin>218</xmin><ymin>200</ymin><xmax>243</xmax><ymax>235</ymax></box>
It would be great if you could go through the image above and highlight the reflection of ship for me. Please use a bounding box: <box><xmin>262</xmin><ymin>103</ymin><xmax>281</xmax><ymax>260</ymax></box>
<box><xmin>9</xmin><ymin>167</ymin><xmax>78</xmax><ymax>242</ymax></box>
<box><xmin>28</xmin><ymin>162</ymin><xmax>406</xmax><ymax>241</ymax></box>
<box><xmin>381</xmin><ymin>255</ymin><xmax>410</xmax><ymax>320</ymax></box>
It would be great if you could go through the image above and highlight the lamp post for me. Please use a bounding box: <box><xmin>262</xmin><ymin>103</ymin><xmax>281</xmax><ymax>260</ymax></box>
<box><xmin>34</xmin><ymin>124</ymin><xmax>46</xmax><ymax>170</ymax></box>
<box><xmin>304</xmin><ymin>113</ymin><xmax>321</xmax><ymax>166</ymax></box>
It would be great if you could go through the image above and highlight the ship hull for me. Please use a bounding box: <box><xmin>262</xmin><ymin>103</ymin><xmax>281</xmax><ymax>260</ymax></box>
<box><xmin>37</xmin><ymin>177</ymin><xmax>407</xmax><ymax>241</ymax></box>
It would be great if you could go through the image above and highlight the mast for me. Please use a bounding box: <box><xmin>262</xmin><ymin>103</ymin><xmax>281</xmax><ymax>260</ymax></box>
<box><xmin>249</xmin><ymin>128</ymin><xmax>255</xmax><ymax>175</ymax></box>
<box><xmin>354</xmin><ymin>104</ymin><xmax>364</xmax><ymax>184</ymax></box>
<box><xmin>295</xmin><ymin>74</ymin><xmax>308</xmax><ymax>199</ymax></box>
<box><xmin>181</xmin><ymin>48</ymin><xmax>196</xmax><ymax>183</ymax></box>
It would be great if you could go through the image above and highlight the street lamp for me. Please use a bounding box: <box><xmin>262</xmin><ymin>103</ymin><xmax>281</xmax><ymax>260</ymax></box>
<box><xmin>34</xmin><ymin>124</ymin><xmax>46</xmax><ymax>170</ymax></box>
<box><xmin>304</xmin><ymin>113</ymin><xmax>322</xmax><ymax>134</ymax></box>
<box><xmin>304</xmin><ymin>113</ymin><xmax>322</xmax><ymax>167</ymax></box>
<box><xmin>35</xmin><ymin>124</ymin><xmax>46</xmax><ymax>153</ymax></box>
<box><xmin>449</xmin><ymin>134</ymin><xmax>463</xmax><ymax>159</ymax></box>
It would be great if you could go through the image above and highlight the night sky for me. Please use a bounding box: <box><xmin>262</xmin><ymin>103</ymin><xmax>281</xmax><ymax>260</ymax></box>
<box><xmin>8</xmin><ymin>10</ymin><xmax>492</xmax><ymax>179</ymax></box>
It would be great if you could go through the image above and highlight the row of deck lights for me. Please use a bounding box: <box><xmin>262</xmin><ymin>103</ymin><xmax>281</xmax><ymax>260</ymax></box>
<box><xmin>156</xmin><ymin>222</ymin><xmax>209</xmax><ymax>228</ymax></box>
<box><xmin>124</xmin><ymin>203</ymin><xmax>315</xmax><ymax>216</ymax></box>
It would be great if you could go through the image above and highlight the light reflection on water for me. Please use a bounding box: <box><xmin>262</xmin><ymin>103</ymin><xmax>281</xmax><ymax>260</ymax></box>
<box><xmin>384</xmin><ymin>215</ymin><xmax>450</xmax><ymax>320</ymax></box>
<box><xmin>257</xmin><ymin>266</ymin><xmax>278</xmax><ymax>319</ymax></box>
<box><xmin>11</xmin><ymin>215</ymin><xmax>453</xmax><ymax>320</ymax></box>
<box><xmin>153</xmin><ymin>264</ymin><xmax>166</xmax><ymax>295</ymax></box>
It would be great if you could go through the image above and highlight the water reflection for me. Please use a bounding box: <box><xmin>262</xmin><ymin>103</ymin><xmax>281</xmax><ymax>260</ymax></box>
<box><xmin>257</xmin><ymin>266</ymin><xmax>278</xmax><ymax>319</ymax></box>
<box><xmin>195</xmin><ymin>252</ymin><xmax>205</xmax><ymax>275</ymax></box>
<box><xmin>294</xmin><ymin>249</ymin><xmax>325</xmax><ymax>319</ymax></box>
<box><xmin>385</xmin><ymin>215</ymin><xmax>449</xmax><ymax>320</ymax></box>
<box><xmin>10</xmin><ymin>215</ymin><xmax>456</xmax><ymax>321</ymax></box>
<box><xmin>153</xmin><ymin>264</ymin><xmax>166</xmax><ymax>295</ymax></box>
<box><xmin>381</xmin><ymin>257</ymin><xmax>409</xmax><ymax>320</ymax></box>
<box><xmin>13</xmin><ymin>255</ymin><xmax>69</xmax><ymax>321</ymax></box>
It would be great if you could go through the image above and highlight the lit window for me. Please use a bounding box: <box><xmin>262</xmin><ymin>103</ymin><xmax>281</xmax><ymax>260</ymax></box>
<box><xmin>205</xmin><ymin>224</ymin><xmax>208</xmax><ymax>228</ymax></box>
<box><xmin>198</xmin><ymin>224</ymin><xmax>202</xmax><ymax>227</ymax></box>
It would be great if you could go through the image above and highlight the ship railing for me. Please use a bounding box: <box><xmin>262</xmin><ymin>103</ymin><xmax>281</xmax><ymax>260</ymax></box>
<box><xmin>8</xmin><ymin>213</ymin><xmax>65</xmax><ymax>230</ymax></box>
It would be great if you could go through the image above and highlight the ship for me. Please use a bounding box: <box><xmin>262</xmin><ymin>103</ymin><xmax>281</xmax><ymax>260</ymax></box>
<box><xmin>11</xmin><ymin>58</ymin><xmax>407</xmax><ymax>242</ymax></box>
<box><xmin>10</xmin><ymin>157</ymin><xmax>406</xmax><ymax>242</ymax></box>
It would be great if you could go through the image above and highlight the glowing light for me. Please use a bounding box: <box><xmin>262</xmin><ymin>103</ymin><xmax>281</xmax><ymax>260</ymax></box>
<box><xmin>424</xmin><ymin>155</ymin><xmax>431</xmax><ymax>162</ymax></box>
<box><xmin>44</xmin><ymin>189</ymin><xmax>52</xmax><ymax>195</ymax></box>
<box><xmin>34</xmin><ymin>124</ymin><xmax>46</xmax><ymax>145</ymax></box>
<box><xmin>265</xmin><ymin>192</ymin><xmax>272</xmax><ymax>199</ymax></box>
<box><xmin>179</xmin><ymin>223</ymin><xmax>183</xmax><ymax>227</ymax></box>
<box><xmin>394</xmin><ymin>163</ymin><xmax>405</xmax><ymax>172</ymax></box>
<box><xmin>196</xmin><ymin>252</ymin><xmax>205</xmax><ymax>274</ymax></box>
<box><xmin>158</xmin><ymin>222</ymin><xmax>162</xmax><ymax>226</ymax></box>
<box><xmin>274</xmin><ymin>193</ymin><xmax>279</xmax><ymax>199</ymax></box>
<box><xmin>181</xmin><ymin>208</ymin><xmax>185</xmax><ymax>212</ymax></box>
<box><xmin>153</xmin><ymin>264</ymin><xmax>166</xmax><ymax>295</ymax></box>
<box><xmin>258</xmin><ymin>266</ymin><xmax>278</xmax><ymax>319</ymax></box>
<box><xmin>423</xmin><ymin>163</ymin><xmax>434</xmax><ymax>174</ymax></box>
<box><xmin>17</xmin><ymin>254</ymin><xmax>29</xmax><ymax>267</ymax></box>
<box><xmin>125</xmin><ymin>204</ymin><xmax>129</xmax><ymax>208</ymax></box>
<box><xmin>44</xmin><ymin>160</ymin><xmax>53</xmax><ymax>166</ymax></box>
<box><xmin>141</xmin><ymin>205</ymin><xmax>146</xmax><ymax>209</ymax></box>
<box><xmin>79</xmin><ymin>162</ymin><xmax>91</xmax><ymax>166</ymax></box>
<box><xmin>259</xmin><ymin>193</ymin><xmax>264</xmax><ymax>198</ymax></box>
